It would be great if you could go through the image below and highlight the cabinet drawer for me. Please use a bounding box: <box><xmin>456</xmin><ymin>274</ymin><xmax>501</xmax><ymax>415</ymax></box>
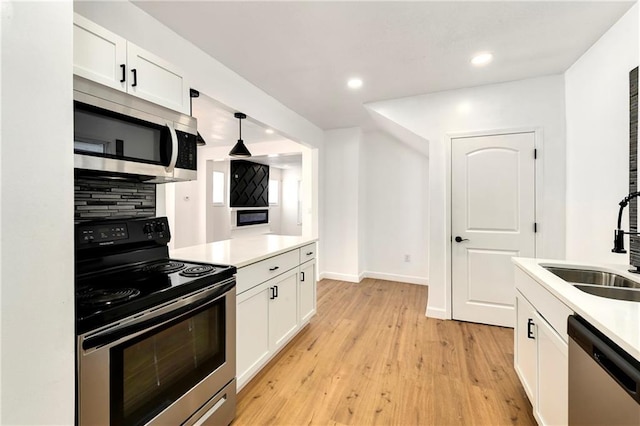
<box><xmin>236</xmin><ymin>249</ymin><xmax>299</xmax><ymax>294</ymax></box>
<box><xmin>299</xmin><ymin>243</ymin><xmax>317</xmax><ymax>263</ymax></box>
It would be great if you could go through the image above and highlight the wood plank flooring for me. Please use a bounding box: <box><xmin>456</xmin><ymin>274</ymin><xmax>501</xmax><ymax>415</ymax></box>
<box><xmin>233</xmin><ymin>278</ymin><xmax>536</xmax><ymax>426</ymax></box>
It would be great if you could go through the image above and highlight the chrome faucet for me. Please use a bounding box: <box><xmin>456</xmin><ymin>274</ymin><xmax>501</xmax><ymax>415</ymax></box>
<box><xmin>612</xmin><ymin>191</ymin><xmax>640</xmax><ymax>253</ymax></box>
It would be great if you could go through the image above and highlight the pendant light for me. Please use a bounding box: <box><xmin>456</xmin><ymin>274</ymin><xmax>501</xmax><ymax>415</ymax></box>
<box><xmin>229</xmin><ymin>112</ymin><xmax>251</xmax><ymax>157</ymax></box>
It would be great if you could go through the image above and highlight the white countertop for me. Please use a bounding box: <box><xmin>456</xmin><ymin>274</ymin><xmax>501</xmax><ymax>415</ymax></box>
<box><xmin>171</xmin><ymin>235</ymin><xmax>318</xmax><ymax>269</ymax></box>
<box><xmin>513</xmin><ymin>258</ymin><xmax>640</xmax><ymax>361</ymax></box>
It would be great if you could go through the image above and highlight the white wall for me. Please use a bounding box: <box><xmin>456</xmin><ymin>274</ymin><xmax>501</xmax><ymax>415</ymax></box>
<box><xmin>363</xmin><ymin>131</ymin><xmax>429</xmax><ymax>284</ymax></box>
<box><xmin>207</xmin><ymin>159</ymin><xmax>232</xmax><ymax>242</ymax></box>
<box><xmin>269</xmin><ymin>167</ymin><xmax>283</xmax><ymax>235</ymax></box>
<box><xmin>323</xmin><ymin>128</ymin><xmax>363</xmax><ymax>281</ymax></box>
<box><xmin>281</xmin><ymin>166</ymin><xmax>303</xmax><ymax>235</ymax></box>
<box><xmin>172</xmin><ymin>179</ymin><xmax>201</xmax><ymax>249</ymax></box>
<box><xmin>565</xmin><ymin>4</ymin><xmax>639</xmax><ymax>264</ymax></box>
<box><xmin>1</xmin><ymin>2</ymin><xmax>75</xmax><ymax>423</ymax></box>
<box><xmin>367</xmin><ymin>75</ymin><xmax>566</xmax><ymax>318</ymax></box>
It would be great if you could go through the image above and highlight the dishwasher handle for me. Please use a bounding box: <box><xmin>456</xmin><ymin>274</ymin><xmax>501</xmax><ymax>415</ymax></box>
<box><xmin>593</xmin><ymin>347</ymin><xmax>637</xmax><ymax>396</ymax></box>
<box><xmin>568</xmin><ymin>315</ymin><xmax>640</xmax><ymax>403</ymax></box>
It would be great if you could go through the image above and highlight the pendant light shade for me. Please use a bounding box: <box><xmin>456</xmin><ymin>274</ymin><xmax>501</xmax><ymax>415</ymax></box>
<box><xmin>229</xmin><ymin>112</ymin><xmax>252</xmax><ymax>157</ymax></box>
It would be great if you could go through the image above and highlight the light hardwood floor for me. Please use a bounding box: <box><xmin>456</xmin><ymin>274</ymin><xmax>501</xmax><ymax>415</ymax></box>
<box><xmin>233</xmin><ymin>278</ymin><xmax>536</xmax><ymax>426</ymax></box>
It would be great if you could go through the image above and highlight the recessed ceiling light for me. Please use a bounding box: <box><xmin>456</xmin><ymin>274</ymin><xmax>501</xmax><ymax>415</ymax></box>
<box><xmin>347</xmin><ymin>78</ymin><xmax>363</xmax><ymax>89</ymax></box>
<box><xmin>471</xmin><ymin>52</ymin><xmax>493</xmax><ymax>66</ymax></box>
<box><xmin>265</xmin><ymin>129</ymin><xmax>274</xmax><ymax>134</ymax></box>
<box><xmin>268</xmin><ymin>154</ymin><xmax>279</xmax><ymax>158</ymax></box>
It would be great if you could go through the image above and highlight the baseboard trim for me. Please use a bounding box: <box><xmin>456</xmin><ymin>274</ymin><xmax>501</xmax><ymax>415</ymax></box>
<box><xmin>319</xmin><ymin>271</ymin><xmax>429</xmax><ymax>286</ymax></box>
<box><xmin>320</xmin><ymin>272</ymin><xmax>361</xmax><ymax>283</ymax></box>
<box><xmin>363</xmin><ymin>271</ymin><xmax>428</xmax><ymax>286</ymax></box>
<box><xmin>426</xmin><ymin>305</ymin><xmax>449</xmax><ymax>320</ymax></box>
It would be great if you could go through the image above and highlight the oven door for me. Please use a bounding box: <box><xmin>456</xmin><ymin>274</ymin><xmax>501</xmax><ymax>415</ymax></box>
<box><xmin>78</xmin><ymin>280</ymin><xmax>236</xmax><ymax>426</ymax></box>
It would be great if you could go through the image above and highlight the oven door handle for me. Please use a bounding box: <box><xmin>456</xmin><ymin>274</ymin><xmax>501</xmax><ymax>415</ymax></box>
<box><xmin>82</xmin><ymin>281</ymin><xmax>233</xmax><ymax>351</ymax></box>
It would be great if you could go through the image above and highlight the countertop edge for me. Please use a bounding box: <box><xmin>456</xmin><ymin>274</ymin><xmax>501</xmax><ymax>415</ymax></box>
<box><xmin>170</xmin><ymin>236</ymin><xmax>318</xmax><ymax>269</ymax></box>
<box><xmin>232</xmin><ymin>238</ymin><xmax>318</xmax><ymax>268</ymax></box>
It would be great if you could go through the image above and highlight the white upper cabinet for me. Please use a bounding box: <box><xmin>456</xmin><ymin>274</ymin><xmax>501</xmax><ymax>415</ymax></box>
<box><xmin>73</xmin><ymin>14</ymin><xmax>127</xmax><ymax>91</ymax></box>
<box><xmin>73</xmin><ymin>13</ymin><xmax>191</xmax><ymax>115</ymax></box>
<box><xmin>126</xmin><ymin>44</ymin><xmax>191</xmax><ymax>115</ymax></box>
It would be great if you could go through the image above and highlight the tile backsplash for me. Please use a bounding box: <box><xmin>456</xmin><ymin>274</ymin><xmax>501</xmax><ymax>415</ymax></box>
<box><xmin>629</xmin><ymin>67</ymin><xmax>638</xmax><ymax>268</ymax></box>
<box><xmin>75</xmin><ymin>177</ymin><xmax>156</xmax><ymax>222</ymax></box>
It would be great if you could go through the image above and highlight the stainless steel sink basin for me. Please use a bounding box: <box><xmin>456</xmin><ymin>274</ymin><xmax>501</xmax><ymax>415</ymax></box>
<box><xmin>543</xmin><ymin>266</ymin><xmax>640</xmax><ymax>302</ymax></box>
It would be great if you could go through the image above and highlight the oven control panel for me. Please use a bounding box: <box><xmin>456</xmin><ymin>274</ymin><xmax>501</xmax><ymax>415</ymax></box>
<box><xmin>78</xmin><ymin>223</ymin><xmax>128</xmax><ymax>244</ymax></box>
<box><xmin>76</xmin><ymin>217</ymin><xmax>171</xmax><ymax>248</ymax></box>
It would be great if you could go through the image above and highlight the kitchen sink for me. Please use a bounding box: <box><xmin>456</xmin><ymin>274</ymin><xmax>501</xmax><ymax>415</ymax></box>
<box><xmin>542</xmin><ymin>266</ymin><xmax>640</xmax><ymax>302</ymax></box>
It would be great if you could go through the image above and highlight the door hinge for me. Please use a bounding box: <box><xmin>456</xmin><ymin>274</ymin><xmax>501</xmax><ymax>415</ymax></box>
<box><xmin>534</xmin><ymin>222</ymin><xmax>538</xmax><ymax>233</ymax></box>
<box><xmin>534</xmin><ymin>149</ymin><xmax>538</xmax><ymax>159</ymax></box>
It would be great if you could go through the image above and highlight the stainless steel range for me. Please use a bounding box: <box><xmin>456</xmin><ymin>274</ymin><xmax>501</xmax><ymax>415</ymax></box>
<box><xmin>75</xmin><ymin>217</ymin><xmax>236</xmax><ymax>426</ymax></box>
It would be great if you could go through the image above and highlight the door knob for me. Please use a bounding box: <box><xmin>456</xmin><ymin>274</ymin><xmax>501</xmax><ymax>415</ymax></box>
<box><xmin>454</xmin><ymin>236</ymin><xmax>469</xmax><ymax>243</ymax></box>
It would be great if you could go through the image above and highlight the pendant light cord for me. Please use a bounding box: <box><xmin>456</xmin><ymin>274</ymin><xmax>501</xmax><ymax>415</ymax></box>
<box><xmin>238</xmin><ymin>115</ymin><xmax>242</xmax><ymax>140</ymax></box>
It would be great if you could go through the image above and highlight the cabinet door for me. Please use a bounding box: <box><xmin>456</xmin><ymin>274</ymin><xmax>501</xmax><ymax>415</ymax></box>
<box><xmin>269</xmin><ymin>269</ymin><xmax>299</xmax><ymax>350</ymax></box>
<box><xmin>126</xmin><ymin>43</ymin><xmax>191</xmax><ymax>114</ymax></box>
<box><xmin>236</xmin><ymin>283</ymin><xmax>270</xmax><ymax>390</ymax></box>
<box><xmin>73</xmin><ymin>13</ymin><xmax>127</xmax><ymax>91</ymax></box>
<box><xmin>515</xmin><ymin>291</ymin><xmax>537</xmax><ymax>405</ymax></box>
<box><xmin>537</xmin><ymin>312</ymin><xmax>568</xmax><ymax>426</ymax></box>
<box><xmin>299</xmin><ymin>260</ymin><xmax>316</xmax><ymax>324</ymax></box>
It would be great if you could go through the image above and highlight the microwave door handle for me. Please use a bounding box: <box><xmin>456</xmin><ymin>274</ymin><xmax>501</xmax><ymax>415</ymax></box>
<box><xmin>165</xmin><ymin>122</ymin><xmax>178</xmax><ymax>173</ymax></box>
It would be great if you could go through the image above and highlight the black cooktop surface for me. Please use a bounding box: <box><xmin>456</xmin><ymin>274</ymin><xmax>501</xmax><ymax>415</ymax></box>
<box><xmin>76</xmin><ymin>259</ymin><xmax>236</xmax><ymax>334</ymax></box>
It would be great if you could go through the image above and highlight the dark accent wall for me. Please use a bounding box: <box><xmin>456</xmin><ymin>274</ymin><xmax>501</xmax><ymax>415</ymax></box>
<box><xmin>230</xmin><ymin>160</ymin><xmax>269</xmax><ymax>207</ymax></box>
<box><xmin>74</xmin><ymin>177</ymin><xmax>156</xmax><ymax>222</ymax></box>
<box><xmin>629</xmin><ymin>67</ymin><xmax>639</xmax><ymax>268</ymax></box>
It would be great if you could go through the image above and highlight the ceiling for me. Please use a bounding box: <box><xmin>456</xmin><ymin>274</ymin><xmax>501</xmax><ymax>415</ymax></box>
<box><xmin>250</xmin><ymin>153</ymin><xmax>302</xmax><ymax>170</ymax></box>
<box><xmin>192</xmin><ymin>92</ymin><xmax>287</xmax><ymax>146</ymax></box>
<box><xmin>135</xmin><ymin>1</ymin><xmax>635</xmax><ymax>132</ymax></box>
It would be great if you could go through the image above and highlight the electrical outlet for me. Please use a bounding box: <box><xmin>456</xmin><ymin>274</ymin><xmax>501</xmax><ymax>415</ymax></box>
<box><xmin>404</xmin><ymin>254</ymin><xmax>411</xmax><ymax>262</ymax></box>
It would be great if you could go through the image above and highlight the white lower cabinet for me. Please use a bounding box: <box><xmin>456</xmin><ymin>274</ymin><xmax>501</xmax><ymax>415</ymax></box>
<box><xmin>515</xmin><ymin>293</ymin><xmax>538</xmax><ymax>403</ymax></box>
<box><xmin>514</xmin><ymin>267</ymin><xmax>571</xmax><ymax>426</ymax></box>
<box><xmin>536</xmin><ymin>312</ymin><xmax>568</xmax><ymax>426</ymax></box>
<box><xmin>298</xmin><ymin>260</ymin><xmax>316</xmax><ymax>324</ymax></box>
<box><xmin>268</xmin><ymin>270</ymin><xmax>299</xmax><ymax>350</ymax></box>
<box><xmin>236</xmin><ymin>243</ymin><xmax>317</xmax><ymax>391</ymax></box>
<box><xmin>236</xmin><ymin>284</ymin><xmax>270</xmax><ymax>387</ymax></box>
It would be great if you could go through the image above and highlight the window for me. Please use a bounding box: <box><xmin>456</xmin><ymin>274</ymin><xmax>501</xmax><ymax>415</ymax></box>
<box><xmin>269</xmin><ymin>179</ymin><xmax>279</xmax><ymax>205</ymax></box>
<box><xmin>212</xmin><ymin>171</ymin><xmax>225</xmax><ymax>205</ymax></box>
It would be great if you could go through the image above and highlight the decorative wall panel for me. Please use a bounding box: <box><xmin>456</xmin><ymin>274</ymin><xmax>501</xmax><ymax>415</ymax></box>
<box><xmin>230</xmin><ymin>160</ymin><xmax>269</xmax><ymax>207</ymax></box>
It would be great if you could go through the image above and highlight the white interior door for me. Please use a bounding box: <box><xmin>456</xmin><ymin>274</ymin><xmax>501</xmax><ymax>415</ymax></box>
<box><xmin>451</xmin><ymin>132</ymin><xmax>535</xmax><ymax>327</ymax></box>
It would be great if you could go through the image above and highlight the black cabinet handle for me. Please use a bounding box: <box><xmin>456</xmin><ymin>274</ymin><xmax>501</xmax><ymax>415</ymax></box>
<box><xmin>269</xmin><ymin>266</ymin><xmax>279</xmax><ymax>272</ymax></box>
<box><xmin>306</xmin><ymin>251</ymin><xmax>313</xmax><ymax>256</ymax></box>
<box><xmin>131</xmin><ymin>69</ymin><xmax>137</xmax><ymax>87</ymax></box>
<box><xmin>527</xmin><ymin>318</ymin><xmax>535</xmax><ymax>339</ymax></box>
<box><xmin>120</xmin><ymin>64</ymin><xmax>126</xmax><ymax>83</ymax></box>
<box><xmin>454</xmin><ymin>236</ymin><xmax>469</xmax><ymax>243</ymax></box>
<box><xmin>301</xmin><ymin>272</ymin><xmax>305</xmax><ymax>282</ymax></box>
<box><xmin>274</xmin><ymin>285</ymin><xmax>278</xmax><ymax>298</ymax></box>
<box><xmin>269</xmin><ymin>287</ymin><xmax>275</xmax><ymax>300</ymax></box>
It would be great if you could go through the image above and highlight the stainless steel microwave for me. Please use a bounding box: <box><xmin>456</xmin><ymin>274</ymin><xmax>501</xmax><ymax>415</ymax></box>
<box><xmin>73</xmin><ymin>76</ymin><xmax>198</xmax><ymax>183</ymax></box>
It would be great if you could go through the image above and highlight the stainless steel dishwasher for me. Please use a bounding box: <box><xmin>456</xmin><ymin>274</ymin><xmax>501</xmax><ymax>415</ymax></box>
<box><xmin>568</xmin><ymin>315</ymin><xmax>640</xmax><ymax>425</ymax></box>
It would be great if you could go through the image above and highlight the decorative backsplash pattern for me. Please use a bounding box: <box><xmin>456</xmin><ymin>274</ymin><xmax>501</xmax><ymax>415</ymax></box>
<box><xmin>75</xmin><ymin>177</ymin><xmax>156</xmax><ymax>222</ymax></box>
<box><xmin>629</xmin><ymin>67</ymin><xmax>639</xmax><ymax>268</ymax></box>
